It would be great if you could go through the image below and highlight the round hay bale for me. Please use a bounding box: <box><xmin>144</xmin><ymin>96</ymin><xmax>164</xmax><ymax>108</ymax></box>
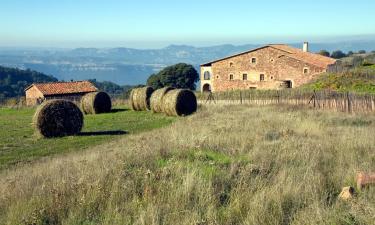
<box><xmin>162</xmin><ymin>89</ymin><xmax>197</xmax><ymax>116</ymax></box>
<box><xmin>33</xmin><ymin>100</ymin><xmax>83</xmax><ymax>138</ymax></box>
<box><xmin>150</xmin><ymin>87</ymin><xmax>175</xmax><ymax>113</ymax></box>
<box><xmin>129</xmin><ymin>88</ymin><xmax>136</xmax><ymax>110</ymax></box>
<box><xmin>81</xmin><ymin>91</ymin><xmax>112</xmax><ymax>114</ymax></box>
<box><xmin>129</xmin><ymin>86</ymin><xmax>154</xmax><ymax>111</ymax></box>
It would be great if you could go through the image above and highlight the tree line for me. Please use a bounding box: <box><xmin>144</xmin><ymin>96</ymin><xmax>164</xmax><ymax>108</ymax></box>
<box><xmin>0</xmin><ymin>66</ymin><xmax>57</xmax><ymax>99</ymax></box>
<box><xmin>318</xmin><ymin>49</ymin><xmax>375</xmax><ymax>59</ymax></box>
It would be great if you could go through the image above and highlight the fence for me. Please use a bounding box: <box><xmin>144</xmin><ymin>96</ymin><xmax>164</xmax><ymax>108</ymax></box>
<box><xmin>2</xmin><ymin>91</ymin><xmax>374</xmax><ymax>113</ymax></box>
<box><xmin>196</xmin><ymin>90</ymin><xmax>375</xmax><ymax>113</ymax></box>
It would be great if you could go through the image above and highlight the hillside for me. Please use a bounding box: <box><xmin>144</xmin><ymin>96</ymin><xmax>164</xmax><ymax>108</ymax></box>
<box><xmin>0</xmin><ymin>105</ymin><xmax>374</xmax><ymax>224</ymax></box>
<box><xmin>0</xmin><ymin>66</ymin><xmax>140</xmax><ymax>103</ymax></box>
<box><xmin>88</xmin><ymin>79</ymin><xmax>135</xmax><ymax>97</ymax></box>
<box><xmin>302</xmin><ymin>64</ymin><xmax>375</xmax><ymax>94</ymax></box>
<box><xmin>0</xmin><ymin>66</ymin><xmax>57</xmax><ymax>99</ymax></box>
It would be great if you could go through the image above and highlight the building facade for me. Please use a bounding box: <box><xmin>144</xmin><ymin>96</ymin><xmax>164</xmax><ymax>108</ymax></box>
<box><xmin>200</xmin><ymin>43</ymin><xmax>336</xmax><ymax>92</ymax></box>
<box><xmin>25</xmin><ymin>81</ymin><xmax>98</xmax><ymax>106</ymax></box>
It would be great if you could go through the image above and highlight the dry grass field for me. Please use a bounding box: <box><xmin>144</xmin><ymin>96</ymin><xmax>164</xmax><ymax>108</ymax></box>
<box><xmin>0</xmin><ymin>105</ymin><xmax>374</xmax><ymax>225</ymax></box>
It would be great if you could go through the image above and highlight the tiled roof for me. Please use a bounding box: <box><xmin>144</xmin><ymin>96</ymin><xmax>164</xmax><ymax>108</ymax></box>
<box><xmin>269</xmin><ymin>44</ymin><xmax>336</xmax><ymax>68</ymax></box>
<box><xmin>26</xmin><ymin>81</ymin><xmax>98</xmax><ymax>96</ymax></box>
<box><xmin>201</xmin><ymin>44</ymin><xmax>336</xmax><ymax>68</ymax></box>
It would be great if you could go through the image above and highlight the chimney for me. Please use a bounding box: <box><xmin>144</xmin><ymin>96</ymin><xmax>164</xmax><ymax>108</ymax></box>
<box><xmin>303</xmin><ymin>42</ymin><xmax>309</xmax><ymax>52</ymax></box>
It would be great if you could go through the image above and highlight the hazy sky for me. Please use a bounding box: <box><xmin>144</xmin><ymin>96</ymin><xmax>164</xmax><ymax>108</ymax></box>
<box><xmin>1</xmin><ymin>0</ymin><xmax>375</xmax><ymax>48</ymax></box>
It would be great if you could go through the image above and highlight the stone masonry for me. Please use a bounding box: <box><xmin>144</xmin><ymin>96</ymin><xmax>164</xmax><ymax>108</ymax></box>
<box><xmin>200</xmin><ymin>44</ymin><xmax>336</xmax><ymax>92</ymax></box>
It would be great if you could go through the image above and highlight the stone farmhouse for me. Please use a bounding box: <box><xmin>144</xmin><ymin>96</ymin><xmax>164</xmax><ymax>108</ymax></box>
<box><xmin>200</xmin><ymin>43</ymin><xmax>336</xmax><ymax>92</ymax></box>
<box><xmin>25</xmin><ymin>80</ymin><xmax>98</xmax><ymax>106</ymax></box>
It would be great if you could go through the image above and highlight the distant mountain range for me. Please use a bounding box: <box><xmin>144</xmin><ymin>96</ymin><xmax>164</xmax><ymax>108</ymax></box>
<box><xmin>1</xmin><ymin>40</ymin><xmax>375</xmax><ymax>85</ymax></box>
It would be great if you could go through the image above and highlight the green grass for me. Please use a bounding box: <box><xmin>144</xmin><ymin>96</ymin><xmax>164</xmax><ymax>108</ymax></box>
<box><xmin>0</xmin><ymin>106</ymin><xmax>175</xmax><ymax>169</ymax></box>
<box><xmin>155</xmin><ymin>149</ymin><xmax>250</xmax><ymax>179</ymax></box>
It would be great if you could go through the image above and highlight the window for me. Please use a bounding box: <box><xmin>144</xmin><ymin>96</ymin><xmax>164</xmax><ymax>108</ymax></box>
<box><xmin>303</xmin><ymin>68</ymin><xmax>309</xmax><ymax>74</ymax></box>
<box><xmin>204</xmin><ymin>71</ymin><xmax>211</xmax><ymax>80</ymax></box>
<box><xmin>243</xmin><ymin>74</ymin><xmax>248</xmax><ymax>80</ymax></box>
<box><xmin>251</xmin><ymin>58</ymin><xmax>257</xmax><ymax>64</ymax></box>
<box><xmin>260</xmin><ymin>74</ymin><xmax>265</xmax><ymax>81</ymax></box>
<box><xmin>229</xmin><ymin>74</ymin><xmax>234</xmax><ymax>80</ymax></box>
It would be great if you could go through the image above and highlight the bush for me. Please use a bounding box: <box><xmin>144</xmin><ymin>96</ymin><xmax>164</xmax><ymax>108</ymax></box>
<box><xmin>146</xmin><ymin>63</ymin><xmax>199</xmax><ymax>90</ymax></box>
<box><xmin>318</xmin><ymin>50</ymin><xmax>330</xmax><ymax>57</ymax></box>
<box><xmin>331</xmin><ymin>50</ymin><xmax>346</xmax><ymax>59</ymax></box>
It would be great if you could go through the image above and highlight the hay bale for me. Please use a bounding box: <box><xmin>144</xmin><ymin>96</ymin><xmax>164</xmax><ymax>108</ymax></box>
<box><xmin>33</xmin><ymin>100</ymin><xmax>83</xmax><ymax>138</ymax></box>
<box><xmin>129</xmin><ymin>88</ymin><xmax>136</xmax><ymax>110</ymax></box>
<box><xmin>150</xmin><ymin>87</ymin><xmax>175</xmax><ymax>113</ymax></box>
<box><xmin>162</xmin><ymin>89</ymin><xmax>197</xmax><ymax>116</ymax></box>
<box><xmin>129</xmin><ymin>86</ymin><xmax>154</xmax><ymax>111</ymax></box>
<box><xmin>81</xmin><ymin>92</ymin><xmax>112</xmax><ymax>114</ymax></box>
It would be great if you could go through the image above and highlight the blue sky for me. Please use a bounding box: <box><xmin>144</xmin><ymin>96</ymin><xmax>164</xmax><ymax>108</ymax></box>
<box><xmin>1</xmin><ymin>0</ymin><xmax>374</xmax><ymax>48</ymax></box>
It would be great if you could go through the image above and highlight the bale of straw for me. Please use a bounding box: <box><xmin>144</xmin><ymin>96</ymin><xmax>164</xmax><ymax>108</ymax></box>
<box><xmin>162</xmin><ymin>89</ymin><xmax>197</xmax><ymax>116</ymax></box>
<box><xmin>129</xmin><ymin>88</ymin><xmax>136</xmax><ymax>110</ymax></box>
<box><xmin>150</xmin><ymin>87</ymin><xmax>175</xmax><ymax>113</ymax></box>
<box><xmin>81</xmin><ymin>91</ymin><xmax>112</xmax><ymax>114</ymax></box>
<box><xmin>129</xmin><ymin>86</ymin><xmax>154</xmax><ymax>111</ymax></box>
<box><xmin>33</xmin><ymin>100</ymin><xmax>83</xmax><ymax>138</ymax></box>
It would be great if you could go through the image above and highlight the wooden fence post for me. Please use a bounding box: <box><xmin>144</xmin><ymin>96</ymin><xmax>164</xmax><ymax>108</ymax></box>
<box><xmin>313</xmin><ymin>91</ymin><xmax>316</xmax><ymax>108</ymax></box>
<box><xmin>347</xmin><ymin>92</ymin><xmax>352</xmax><ymax>113</ymax></box>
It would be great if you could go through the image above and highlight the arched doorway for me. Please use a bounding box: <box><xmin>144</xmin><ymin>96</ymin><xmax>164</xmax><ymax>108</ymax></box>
<box><xmin>202</xmin><ymin>83</ymin><xmax>211</xmax><ymax>92</ymax></box>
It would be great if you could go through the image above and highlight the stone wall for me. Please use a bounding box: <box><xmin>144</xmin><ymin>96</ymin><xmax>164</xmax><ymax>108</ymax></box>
<box><xmin>200</xmin><ymin>66</ymin><xmax>213</xmax><ymax>92</ymax></box>
<box><xmin>25</xmin><ymin>86</ymin><xmax>44</xmax><ymax>106</ymax></box>
<box><xmin>201</xmin><ymin>47</ymin><xmax>326</xmax><ymax>92</ymax></box>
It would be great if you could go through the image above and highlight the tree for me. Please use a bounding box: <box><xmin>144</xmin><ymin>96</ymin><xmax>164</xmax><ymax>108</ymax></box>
<box><xmin>88</xmin><ymin>79</ymin><xmax>129</xmax><ymax>95</ymax></box>
<box><xmin>347</xmin><ymin>51</ymin><xmax>354</xmax><ymax>56</ymax></box>
<box><xmin>146</xmin><ymin>74</ymin><xmax>163</xmax><ymax>90</ymax></box>
<box><xmin>358</xmin><ymin>50</ymin><xmax>366</xmax><ymax>54</ymax></box>
<box><xmin>0</xmin><ymin>66</ymin><xmax>57</xmax><ymax>98</ymax></box>
<box><xmin>318</xmin><ymin>50</ymin><xmax>330</xmax><ymax>57</ymax></box>
<box><xmin>331</xmin><ymin>50</ymin><xmax>346</xmax><ymax>59</ymax></box>
<box><xmin>146</xmin><ymin>63</ymin><xmax>199</xmax><ymax>90</ymax></box>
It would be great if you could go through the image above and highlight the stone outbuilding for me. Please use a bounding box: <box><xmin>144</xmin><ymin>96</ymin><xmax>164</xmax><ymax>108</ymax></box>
<box><xmin>200</xmin><ymin>43</ymin><xmax>337</xmax><ymax>92</ymax></box>
<box><xmin>25</xmin><ymin>80</ymin><xmax>98</xmax><ymax>106</ymax></box>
